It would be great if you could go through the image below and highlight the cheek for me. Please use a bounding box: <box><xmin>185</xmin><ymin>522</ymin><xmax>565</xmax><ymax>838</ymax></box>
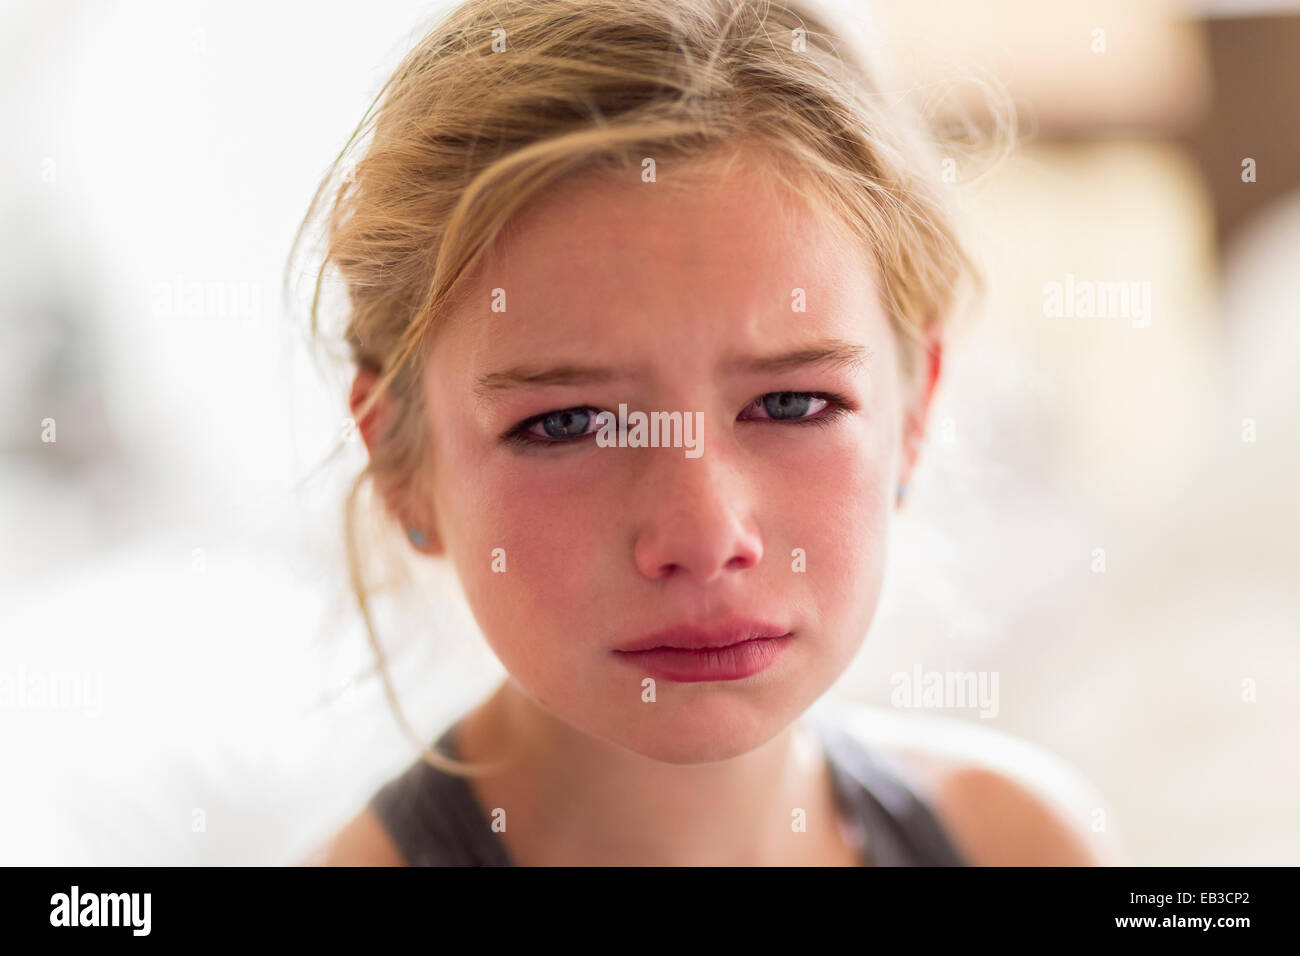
<box><xmin>778</xmin><ymin>420</ymin><xmax>895</xmax><ymax>627</ymax></box>
<box><xmin>434</xmin><ymin>431</ymin><xmax>614</xmax><ymax>656</ymax></box>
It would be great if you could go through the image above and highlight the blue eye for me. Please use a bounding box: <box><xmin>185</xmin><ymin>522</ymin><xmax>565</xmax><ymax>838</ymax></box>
<box><xmin>742</xmin><ymin>391</ymin><xmax>827</xmax><ymax>421</ymax></box>
<box><xmin>503</xmin><ymin>391</ymin><xmax>853</xmax><ymax>449</ymax></box>
<box><xmin>519</xmin><ymin>407</ymin><xmax>599</xmax><ymax>443</ymax></box>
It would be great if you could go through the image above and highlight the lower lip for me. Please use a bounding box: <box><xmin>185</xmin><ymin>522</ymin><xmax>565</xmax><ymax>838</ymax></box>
<box><xmin>615</xmin><ymin>634</ymin><xmax>793</xmax><ymax>683</ymax></box>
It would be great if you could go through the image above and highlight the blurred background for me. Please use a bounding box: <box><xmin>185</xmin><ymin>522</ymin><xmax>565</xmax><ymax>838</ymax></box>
<box><xmin>1</xmin><ymin>0</ymin><xmax>1296</xmax><ymax>865</ymax></box>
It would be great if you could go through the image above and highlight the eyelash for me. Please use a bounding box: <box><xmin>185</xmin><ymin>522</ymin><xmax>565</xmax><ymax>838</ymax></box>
<box><xmin>502</xmin><ymin>391</ymin><xmax>856</xmax><ymax>449</ymax></box>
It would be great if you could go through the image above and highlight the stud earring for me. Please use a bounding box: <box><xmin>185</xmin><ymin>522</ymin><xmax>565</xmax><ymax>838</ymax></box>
<box><xmin>895</xmin><ymin>482</ymin><xmax>908</xmax><ymax>507</ymax></box>
<box><xmin>406</xmin><ymin>527</ymin><xmax>427</xmax><ymax>547</ymax></box>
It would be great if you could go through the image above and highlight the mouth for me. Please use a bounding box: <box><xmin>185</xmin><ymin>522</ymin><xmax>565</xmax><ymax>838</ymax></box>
<box><xmin>615</xmin><ymin>617</ymin><xmax>791</xmax><ymax>653</ymax></box>
<box><xmin>613</xmin><ymin>629</ymin><xmax>794</xmax><ymax>683</ymax></box>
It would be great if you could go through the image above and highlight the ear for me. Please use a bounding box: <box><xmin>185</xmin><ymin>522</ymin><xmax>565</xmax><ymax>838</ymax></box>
<box><xmin>897</xmin><ymin>320</ymin><xmax>944</xmax><ymax>493</ymax></box>
<box><xmin>348</xmin><ymin>363</ymin><xmax>390</xmax><ymax>453</ymax></box>
<box><xmin>348</xmin><ymin>364</ymin><xmax>445</xmax><ymax>556</ymax></box>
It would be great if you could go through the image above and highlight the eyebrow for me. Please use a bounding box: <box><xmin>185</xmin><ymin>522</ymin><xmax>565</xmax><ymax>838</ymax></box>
<box><xmin>473</xmin><ymin>338</ymin><xmax>871</xmax><ymax>405</ymax></box>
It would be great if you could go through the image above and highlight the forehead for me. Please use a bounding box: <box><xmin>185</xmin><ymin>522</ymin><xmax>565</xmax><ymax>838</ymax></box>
<box><xmin>428</xmin><ymin>158</ymin><xmax>884</xmax><ymax>379</ymax></box>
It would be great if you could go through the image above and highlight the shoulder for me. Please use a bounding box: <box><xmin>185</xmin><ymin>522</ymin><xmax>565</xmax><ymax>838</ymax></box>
<box><xmin>832</xmin><ymin>705</ymin><xmax>1125</xmax><ymax>866</ymax></box>
<box><xmin>299</xmin><ymin>806</ymin><xmax>408</xmax><ymax>867</ymax></box>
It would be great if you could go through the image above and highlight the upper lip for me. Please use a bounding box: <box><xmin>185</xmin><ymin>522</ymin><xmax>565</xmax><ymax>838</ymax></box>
<box><xmin>615</xmin><ymin>617</ymin><xmax>792</xmax><ymax>653</ymax></box>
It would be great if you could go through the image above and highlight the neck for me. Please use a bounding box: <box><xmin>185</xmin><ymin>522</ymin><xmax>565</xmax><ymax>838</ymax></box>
<box><xmin>456</xmin><ymin>678</ymin><xmax>852</xmax><ymax>866</ymax></box>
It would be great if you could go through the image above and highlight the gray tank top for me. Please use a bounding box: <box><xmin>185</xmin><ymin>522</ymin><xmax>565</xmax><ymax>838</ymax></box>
<box><xmin>368</xmin><ymin>715</ymin><xmax>968</xmax><ymax>866</ymax></box>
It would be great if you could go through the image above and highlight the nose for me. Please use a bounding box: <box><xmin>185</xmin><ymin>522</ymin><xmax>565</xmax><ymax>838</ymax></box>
<box><xmin>632</xmin><ymin>445</ymin><xmax>764</xmax><ymax>583</ymax></box>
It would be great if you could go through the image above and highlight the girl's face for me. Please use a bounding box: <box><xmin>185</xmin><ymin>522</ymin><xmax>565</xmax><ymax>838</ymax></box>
<box><xmin>415</xmin><ymin>161</ymin><xmax>931</xmax><ymax>763</ymax></box>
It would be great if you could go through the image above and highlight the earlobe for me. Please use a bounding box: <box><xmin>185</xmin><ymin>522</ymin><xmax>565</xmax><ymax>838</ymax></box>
<box><xmin>402</xmin><ymin>513</ymin><xmax>445</xmax><ymax>555</ymax></box>
<box><xmin>350</xmin><ymin>364</ymin><xmax>446</xmax><ymax>556</ymax></box>
<box><xmin>399</xmin><ymin>462</ymin><xmax>447</xmax><ymax>556</ymax></box>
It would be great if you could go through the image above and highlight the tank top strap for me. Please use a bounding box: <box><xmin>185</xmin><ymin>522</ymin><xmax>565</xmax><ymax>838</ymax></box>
<box><xmin>367</xmin><ymin>723</ymin><xmax>512</xmax><ymax>866</ymax></box>
<box><xmin>808</xmin><ymin>711</ymin><xmax>969</xmax><ymax>866</ymax></box>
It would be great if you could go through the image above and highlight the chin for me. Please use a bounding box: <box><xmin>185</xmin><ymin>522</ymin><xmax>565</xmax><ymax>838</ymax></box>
<box><xmin>589</xmin><ymin>694</ymin><xmax>807</xmax><ymax>765</ymax></box>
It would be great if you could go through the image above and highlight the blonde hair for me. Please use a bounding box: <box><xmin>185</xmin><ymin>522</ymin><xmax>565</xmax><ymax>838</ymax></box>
<box><xmin>286</xmin><ymin>0</ymin><xmax>1005</xmax><ymax>777</ymax></box>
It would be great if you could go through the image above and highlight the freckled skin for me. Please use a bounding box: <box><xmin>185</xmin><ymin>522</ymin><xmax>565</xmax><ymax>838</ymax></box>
<box><xmin>409</xmin><ymin>158</ymin><xmax>933</xmax><ymax>766</ymax></box>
